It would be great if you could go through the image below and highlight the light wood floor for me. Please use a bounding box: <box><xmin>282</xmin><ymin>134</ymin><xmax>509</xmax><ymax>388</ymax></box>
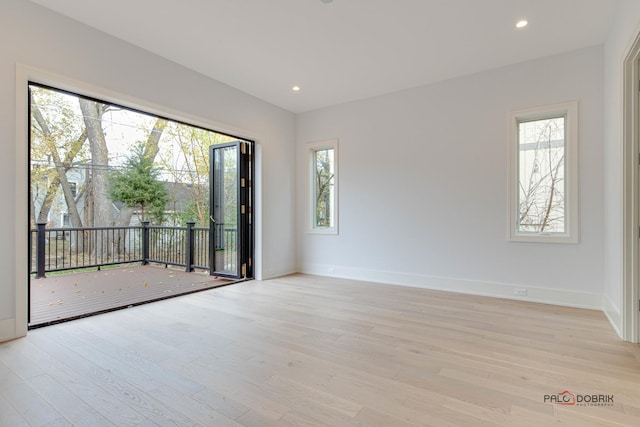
<box><xmin>1</xmin><ymin>274</ymin><xmax>639</xmax><ymax>426</ymax></box>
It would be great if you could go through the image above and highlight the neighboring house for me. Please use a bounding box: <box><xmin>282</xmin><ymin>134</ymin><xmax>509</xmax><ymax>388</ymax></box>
<box><xmin>30</xmin><ymin>164</ymin><xmax>87</xmax><ymax>228</ymax></box>
<box><xmin>121</xmin><ymin>181</ymin><xmax>204</xmax><ymax>226</ymax></box>
<box><xmin>32</xmin><ymin>163</ymin><xmax>199</xmax><ymax>229</ymax></box>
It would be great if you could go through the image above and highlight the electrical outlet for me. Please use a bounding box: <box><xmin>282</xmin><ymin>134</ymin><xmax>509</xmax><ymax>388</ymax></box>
<box><xmin>514</xmin><ymin>288</ymin><xmax>528</xmax><ymax>297</ymax></box>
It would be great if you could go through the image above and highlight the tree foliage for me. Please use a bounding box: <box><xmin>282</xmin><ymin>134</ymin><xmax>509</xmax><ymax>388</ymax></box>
<box><xmin>314</xmin><ymin>149</ymin><xmax>334</xmax><ymax>228</ymax></box>
<box><xmin>30</xmin><ymin>88</ymin><xmax>88</xmax><ymax>226</ymax></box>
<box><xmin>159</xmin><ymin>123</ymin><xmax>234</xmax><ymax>227</ymax></box>
<box><xmin>109</xmin><ymin>145</ymin><xmax>169</xmax><ymax>224</ymax></box>
<box><xmin>30</xmin><ymin>84</ymin><xmax>242</xmax><ymax>254</ymax></box>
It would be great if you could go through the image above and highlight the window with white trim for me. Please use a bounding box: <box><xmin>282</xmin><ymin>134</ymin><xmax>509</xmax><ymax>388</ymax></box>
<box><xmin>509</xmin><ymin>102</ymin><xmax>578</xmax><ymax>243</ymax></box>
<box><xmin>308</xmin><ymin>139</ymin><xmax>338</xmax><ymax>234</ymax></box>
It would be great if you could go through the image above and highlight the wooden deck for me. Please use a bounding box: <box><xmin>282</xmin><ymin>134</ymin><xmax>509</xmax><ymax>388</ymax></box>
<box><xmin>29</xmin><ymin>265</ymin><xmax>234</xmax><ymax>326</ymax></box>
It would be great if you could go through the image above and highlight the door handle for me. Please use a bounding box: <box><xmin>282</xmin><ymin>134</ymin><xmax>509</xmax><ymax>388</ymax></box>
<box><xmin>210</xmin><ymin>216</ymin><xmax>216</xmax><ymax>223</ymax></box>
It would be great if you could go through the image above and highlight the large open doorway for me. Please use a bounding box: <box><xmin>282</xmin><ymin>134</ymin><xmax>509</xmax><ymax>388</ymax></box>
<box><xmin>28</xmin><ymin>83</ymin><xmax>254</xmax><ymax>327</ymax></box>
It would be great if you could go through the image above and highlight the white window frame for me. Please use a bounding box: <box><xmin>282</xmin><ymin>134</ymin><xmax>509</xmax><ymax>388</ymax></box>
<box><xmin>508</xmin><ymin>101</ymin><xmax>578</xmax><ymax>243</ymax></box>
<box><xmin>307</xmin><ymin>139</ymin><xmax>339</xmax><ymax>235</ymax></box>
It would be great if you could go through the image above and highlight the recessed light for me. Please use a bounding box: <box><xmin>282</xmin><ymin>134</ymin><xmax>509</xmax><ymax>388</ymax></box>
<box><xmin>321</xmin><ymin>0</ymin><xmax>333</xmax><ymax>3</ymax></box>
<box><xmin>516</xmin><ymin>20</ymin><xmax>528</xmax><ymax>29</ymax></box>
<box><xmin>292</xmin><ymin>86</ymin><xmax>301</xmax><ymax>92</ymax></box>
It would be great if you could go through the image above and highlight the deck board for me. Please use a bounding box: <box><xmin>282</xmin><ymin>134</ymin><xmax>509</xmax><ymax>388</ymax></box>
<box><xmin>30</xmin><ymin>265</ymin><xmax>233</xmax><ymax>326</ymax></box>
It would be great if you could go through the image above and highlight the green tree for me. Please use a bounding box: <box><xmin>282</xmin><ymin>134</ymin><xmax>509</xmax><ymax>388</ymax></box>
<box><xmin>109</xmin><ymin>145</ymin><xmax>169</xmax><ymax>224</ymax></box>
<box><xmin>30</xmin><ymin>87</ymin><xmax>88</xmax><ymax>227</ymax></box>
<box><xmin>159</xmin><ymin>123</ymin><xmax>234</xmax><ymax>227</ymax></box>
<box><xmin>315</xmin><ymin>149</ymin><xmax>334</xmax><ymax>228</ymax></box>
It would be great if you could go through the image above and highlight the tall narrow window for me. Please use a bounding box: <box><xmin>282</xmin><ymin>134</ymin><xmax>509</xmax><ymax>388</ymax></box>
<box><xmin>509</xmin><ymin>102</ymin><xmax>578</xmax><ymax>243</ymax></box>
<box><xmin>308</xmin><ymin>139</ymin><xmax>338</xmax><ymax>234</ymax></box>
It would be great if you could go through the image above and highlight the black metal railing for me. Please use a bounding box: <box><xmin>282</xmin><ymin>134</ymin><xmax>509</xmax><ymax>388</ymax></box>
<box><xmin>192</xmin><ymin>227</ymin><xmax>210</xmax><ymax>270</ymax></box>
<box><xmin>147</xmin><ymin>225</ymin><xmax>186</xmax><ymax>267</ymax></box>
<box><xmin>30</xmin><ymin>222</ymin><xmax>237</xmax><ymax>278</ymax></box>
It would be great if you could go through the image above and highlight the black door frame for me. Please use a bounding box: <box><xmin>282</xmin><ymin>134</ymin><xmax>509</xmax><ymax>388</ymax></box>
<box><xmin>209</xmin><ymin>141</ymin><xmax>253</xmax><ymax>279</ymax></box>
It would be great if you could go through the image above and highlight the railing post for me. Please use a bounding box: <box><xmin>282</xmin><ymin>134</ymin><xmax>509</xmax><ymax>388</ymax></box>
<box><xmin>142</xmin><ymin>221</ymin><xmax>150</xmax><ymax>265</ymax></box>
<box><xmin>185</xmin><ymin>222</ymin><xmax>195</xmax><ymax>272</ymax></box>
<box><xmin>36</xmin><ymin>222</ymin><xmax>47</xmax><ymax>279</ymax></box>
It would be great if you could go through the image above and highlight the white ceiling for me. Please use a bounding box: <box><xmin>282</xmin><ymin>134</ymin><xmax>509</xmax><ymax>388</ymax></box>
<box><xmin>30</xmin><ymin>0</ymin><xmax>618</xmax><ymax>113</ymax></box>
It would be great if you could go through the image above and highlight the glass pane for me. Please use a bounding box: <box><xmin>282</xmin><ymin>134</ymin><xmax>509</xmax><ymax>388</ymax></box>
<box><xmin>314</xmin><ymin>148</ymin><xmax>334</xmax><ymax>228</ymax></box>
<box><xmin>212</xmin><ymin>145</ymin><xmax>238</xmax><ymax>275</ymax></box>
<box><xmin>517</xmin><ymin>116</ymin><xmax>566</xmax><ymax>233</ymax></box>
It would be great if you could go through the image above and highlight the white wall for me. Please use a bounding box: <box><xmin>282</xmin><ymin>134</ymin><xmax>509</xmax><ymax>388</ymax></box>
<box><xmin>603</xmin><ymin>0</ymin><xmax>640</xmax><ymax>336</ymax></box>
<box><xmin>0</xmin><ymin>0</ymin><xmax>296</xmax><ymax>341</ymax></box>
<box><xmin>297</xmin><ymin>47</ymin><xmax>604</xmax><ymax>308</ymax></box>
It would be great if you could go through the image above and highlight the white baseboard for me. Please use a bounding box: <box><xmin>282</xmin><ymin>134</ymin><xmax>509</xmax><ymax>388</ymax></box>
<box><xmin>603</xmin><ymin>295</ymin><xmax>623</xmax><ymax>339</ymax></box>
<box><xmin>262</xmin><ymin>268</ymin><xmax>298</xmax><ymax>281</ymax></box>
<box><xmin>0</xmin><ymin>318</ymin><xmax>17</xmax><ymax>343</ymax></box>
<box><xmin>299</xmin><ymin>263</ymin><xmax>603</xmax><ymax>310</ymax></box>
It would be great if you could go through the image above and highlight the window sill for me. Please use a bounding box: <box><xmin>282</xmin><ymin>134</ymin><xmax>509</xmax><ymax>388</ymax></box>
<box><xmin>306</xmin><ymin>227</ymin><xmax>338</xmax><ymax>235</ymax></box>
<box><xmin>509</xmin><ymin>233</ymin><xmax>578</xmax><ymax>244</ymax></box>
